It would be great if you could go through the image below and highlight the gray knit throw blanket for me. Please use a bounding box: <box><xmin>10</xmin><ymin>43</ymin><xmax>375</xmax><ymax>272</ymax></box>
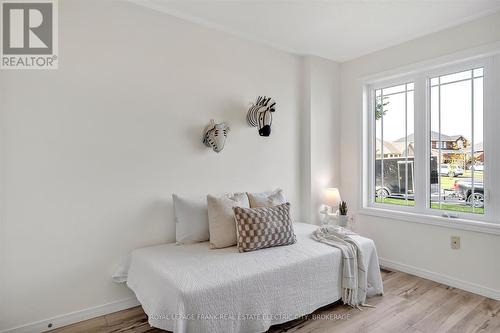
<box><xmin>311</xmin><ymin>225</ymin><xmax>368</xmax><ymax>308</ymax></box>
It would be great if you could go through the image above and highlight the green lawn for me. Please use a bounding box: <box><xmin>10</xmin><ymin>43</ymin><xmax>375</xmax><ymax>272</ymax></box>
<box><xmin>375</xmin><ymin>197</ymin><xmax>414</xmax><ymax>206</ymax></box>
<box><xmin>375</xmin><ymin>170</ymin><xmax>484</xmax><ymax>214</ymax></box>
<box><xmin>439</xmin><ymin>176</ymin><xmax>456</xmax><ymax>190</ymax></box>
<box><xmin>375</xmin><ymin>196</ymin><xmax>484</xmax><ymax>214</ymax></box>
<box><xmin>431</xmin><ymin>202</ymin><xmax>484</xmax><ymax>214</ymax></box>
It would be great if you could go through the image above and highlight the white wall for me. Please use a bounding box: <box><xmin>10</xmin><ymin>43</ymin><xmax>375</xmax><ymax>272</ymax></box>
<box><xmin>8</xmin><ymin>0</ymin><xmax>499</xmax><ymax>330</ymax></box>
<box><xmin>301</xmin><ymin>57</ymin><xmax>341</xmax><ymax>224</ymax></box>
<box><xmin>340</xmin><ymin>11</ymin><xmax>500</xmax><ymax>296</ymax></box>
<box><xmin>0</xmin><ymin>1</ymin><xmax>342</xmax><ymax>330</ymax></box>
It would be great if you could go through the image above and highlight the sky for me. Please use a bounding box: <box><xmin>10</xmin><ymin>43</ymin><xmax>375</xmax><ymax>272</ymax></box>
<box><xmin>376</xmin><ymin>77</ymin><xmax>483</xmax><ymax>148</ymax></box>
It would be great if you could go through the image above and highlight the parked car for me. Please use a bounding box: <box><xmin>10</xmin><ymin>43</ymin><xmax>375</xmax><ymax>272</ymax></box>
<box><xmin>440</xmin><ymin>164</ymin><xmax>463</xmax><ymax>177</ymax></box>
<box><xmin>470</xmin><ymin>164</ymin><xmax>484</xmax><ymax>171</ymax></box>
<box><xmin>454</xmin><ymin>179</ymin><xmax>484</xmax><ymax>208</ymax></box>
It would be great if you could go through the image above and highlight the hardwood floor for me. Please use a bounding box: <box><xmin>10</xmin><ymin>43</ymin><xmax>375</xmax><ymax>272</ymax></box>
<box><xmin>50</xmin><ymin>270</ymin><xmax>500</xmax><ymax>333</ymax></box>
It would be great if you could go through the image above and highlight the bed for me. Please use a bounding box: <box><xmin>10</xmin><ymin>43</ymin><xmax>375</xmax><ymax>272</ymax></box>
<box><xmin>126</xmin><ymin>222</ymin><xmax>383</xmax><ymax>333</ymax></box>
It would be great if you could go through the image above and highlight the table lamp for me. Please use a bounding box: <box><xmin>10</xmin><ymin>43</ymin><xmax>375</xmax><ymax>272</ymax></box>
<box><xmin>324</xmin><ymin>188</ymin><xmax>341</xmax><ymax>215</ymax></box>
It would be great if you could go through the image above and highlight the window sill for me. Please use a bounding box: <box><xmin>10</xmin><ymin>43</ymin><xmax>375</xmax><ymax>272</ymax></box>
<box><xmin>359</xmin><ymin>207</ymin><xmax>500</xmax><ymax>236</ymax></box>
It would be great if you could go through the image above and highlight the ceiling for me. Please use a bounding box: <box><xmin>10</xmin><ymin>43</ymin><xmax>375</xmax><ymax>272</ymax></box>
<box><xmin>131</xmin><ymin>0</ymin><xmax>500</xmax><ymax>62</ymax></box>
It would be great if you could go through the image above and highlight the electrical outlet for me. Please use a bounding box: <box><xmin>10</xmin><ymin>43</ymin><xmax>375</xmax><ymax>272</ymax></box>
<box><xmin>451</xmin><ymin>236</ymin><xmax>460</xmax><ymax>250</ymax></box>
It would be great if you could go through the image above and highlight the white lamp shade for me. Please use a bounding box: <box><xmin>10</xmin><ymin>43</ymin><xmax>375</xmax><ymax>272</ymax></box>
<box><xmin>324</xmin><ymin>188</ymin><xmax>341</xmax><ymax>207</ymax></box>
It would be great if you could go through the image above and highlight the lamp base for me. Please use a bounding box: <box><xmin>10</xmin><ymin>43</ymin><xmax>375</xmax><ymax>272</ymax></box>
<box><xmin>320</xmin><ymin>205</ymin><xmax>339</xmax><ymax>225</ymax></box>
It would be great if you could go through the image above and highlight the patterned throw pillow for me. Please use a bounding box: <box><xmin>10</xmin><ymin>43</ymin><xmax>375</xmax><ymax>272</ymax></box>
<box><xmin>233</xmin><ymin>203</ymin><xmax>296</xmax><ymax>253</ymax></box>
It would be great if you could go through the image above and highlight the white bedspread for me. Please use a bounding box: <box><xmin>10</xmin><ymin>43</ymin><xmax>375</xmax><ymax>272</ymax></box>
<box><xmin>126</xmin><ymin>222</ymin><xmax>382</xmax><ymax>333</ymax></box>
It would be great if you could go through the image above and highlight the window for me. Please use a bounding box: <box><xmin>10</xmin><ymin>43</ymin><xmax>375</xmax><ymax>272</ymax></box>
<box><xmin>430</xmin><ymin>68</ymin><xmax>484</xmax><ymax>215</ymax></box>
<box><xmin>365</xmin><ymin>56</ymin><xmax>497</xmax><ymax>224</ymax></box>
<box><xmin>374</xmin><ymin>83</ymin><xmax>414</xmax><ymax>207</ymax></box>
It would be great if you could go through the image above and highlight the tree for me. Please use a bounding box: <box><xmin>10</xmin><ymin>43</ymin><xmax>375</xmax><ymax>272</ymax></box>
<box><xmin>447</xmin><ymin>152</ymin><xmax>467</xmax><ymax>169</ymax></box>
<box><xmin>375</xmin><ymin>96</ymin><xmax>389</xmax><ymax>120</ymax></box>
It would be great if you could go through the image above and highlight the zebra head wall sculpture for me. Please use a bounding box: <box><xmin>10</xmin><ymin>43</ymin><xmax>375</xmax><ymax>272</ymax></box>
<box><xmin>247</xmin><ymin>96</ymin><xmax>276</xmax><ymax>137</ymax></box>
<box><xmin>202</xmin><ymin>119</ymin><xmax>230</xmax><ymax>153</ymax></box>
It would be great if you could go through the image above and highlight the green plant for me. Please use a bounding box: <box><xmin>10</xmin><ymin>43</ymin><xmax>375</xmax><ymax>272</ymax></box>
<box><xmin>375</xmin><ymin>96</ymin><xmax>389</xmax><ymax>120</ymax></box>
<box><xmin>338</xmin><ymin>201</ymin><xmax>348</xmax><ymax>215</ymax></box>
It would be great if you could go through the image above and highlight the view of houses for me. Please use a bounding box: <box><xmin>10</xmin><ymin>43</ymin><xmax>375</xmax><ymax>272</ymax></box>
<box><xmin>375</xmin><ymin>132</ymin><xmax>484</xmax><ymax>213</ymax></box>
<box><xmin>376</xmin><ymin>131</ymin><xmax>483</xmax><ymax>169</ymax></box>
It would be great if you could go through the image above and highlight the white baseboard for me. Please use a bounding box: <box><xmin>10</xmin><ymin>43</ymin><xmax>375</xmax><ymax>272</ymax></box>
<box><xmin>379</xmin><ymin>257</ymin><xmax>500</xmax><ymax>301</ymax></box>
<box><xmin>0</xmin><ymin>297</ymin><xmax>140</xmax><ymax>333</ymax></box>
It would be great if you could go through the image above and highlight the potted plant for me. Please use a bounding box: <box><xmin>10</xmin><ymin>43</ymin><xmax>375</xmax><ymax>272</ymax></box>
<box><xmin>338</xmin><ymin>201</ymin><xmax>348</xmax><ymax>227</ymax></box>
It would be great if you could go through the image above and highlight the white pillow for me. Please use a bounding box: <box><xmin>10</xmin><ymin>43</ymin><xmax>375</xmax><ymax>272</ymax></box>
<box><xmin>207</xmin><ymin>193</ymin><xmax>249</xmax><ymax>249</ymax></box>
<box><xmin>247</xmin><ymin>189</ymin><xmax>287</xmax><ymax>208</ymax></box>
<box><xmin>172</xmin><ymin>194</ymin><xmax>210</xmax><ymax>244</ymax></box>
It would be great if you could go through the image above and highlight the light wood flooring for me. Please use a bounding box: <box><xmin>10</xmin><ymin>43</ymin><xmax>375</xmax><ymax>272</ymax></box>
<box><xmin>49</xmin><ymin>270</ymin><xmax>500</xmax><ymax>333</ymax></box>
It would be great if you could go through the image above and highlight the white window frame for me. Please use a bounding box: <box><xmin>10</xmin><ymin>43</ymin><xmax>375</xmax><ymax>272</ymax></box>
<box><xmin>367</xmin><ymin>75</ymin><xmax>417</xmax><ymax>214</ymax></box>
<box><xmin>362</xmin><ymin>52</ymin><xmax>500</xmax><ymax>234</ymax></box>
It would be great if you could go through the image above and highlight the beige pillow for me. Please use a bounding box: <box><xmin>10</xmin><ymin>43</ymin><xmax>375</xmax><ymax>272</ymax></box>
<box><xmin>247</xmin><ymin>189</ymin><xmax>286</xmax><ymax>208</ymax></box>
<box><xmin>207</xmin><ymin>193</ymin><xmax>249</xmax><ymax>249</ymax></box>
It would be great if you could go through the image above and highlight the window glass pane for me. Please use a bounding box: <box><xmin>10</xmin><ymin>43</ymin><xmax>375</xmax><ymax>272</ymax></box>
<box><xmin>473</xmin><ymin>68</ymin><xmax>483</xmax><ymax>78</ymax></box>
<box><xmin>407</xmin><ymin>83</ymin><xmax>414</xmax><ymax>91</ymax></box>
<box><xmin>430</xmin><ymin>86</ymin><xmax>440</xmax><ymax>197</ymax></box>
<box><xmin>375</xmin><ymin>96</ymin><xmax>382</xmax><ymax>198</ymax></box>
<box><xmin>382</xmin><ymin>84</ymin><xmax>406</xmax><ymax>96</ymax></box>
<box><xmin>374</xmin><ymin>82</ymin><xmax>415</xmax><ymax>206</ymax></box>
<box><xmin>430</xmin><ymin>77</ymin><xmax>439</xmax><ymax>86</ymax></box>
<box><xmin>405</xmin><ymin>91</ymin><xmax>415</xmax><ymax>200</ymax></box>
<box><xmin>440</xmin><ymin>69</ymin><xmax>472</xmax><ymax>85</ymax></box>
<box><xmin>471</xmin><ymin>77</ymin><xmax>484</xmax><ymax>213</ymax></box>
<box><xmin>429</xmin><ymin>68</ymin><xmax>484</xmax><ymax>215</ymax></box>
